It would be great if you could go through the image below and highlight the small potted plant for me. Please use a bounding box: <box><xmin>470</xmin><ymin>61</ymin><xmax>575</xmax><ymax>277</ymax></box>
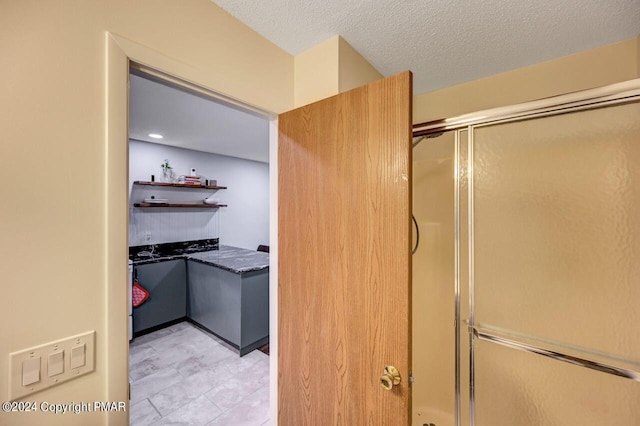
<box><xmin>161</xmin><ymin>159</ymin><xmax>175</xmax><ymax>182</ymax></box>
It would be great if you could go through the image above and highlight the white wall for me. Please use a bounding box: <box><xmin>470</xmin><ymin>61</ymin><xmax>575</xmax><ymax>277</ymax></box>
<box><xmin>129</xmin><ymin>140</ymin><xmax>269</xmax><ymax>250</ymax></box>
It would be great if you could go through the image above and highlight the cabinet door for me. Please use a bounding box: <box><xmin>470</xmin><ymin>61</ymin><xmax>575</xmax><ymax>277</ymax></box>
<box><xmin>133</xmin><ymin>259</ymin><xmax>187</xmax><ymax>333</ymax></box>
<box><xmin>188</xmin><ymin>260</ymin><xmax>241</xmax><ymax>345</ymax></box>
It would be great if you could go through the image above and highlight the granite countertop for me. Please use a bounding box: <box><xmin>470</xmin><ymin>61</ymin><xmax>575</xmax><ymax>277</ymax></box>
<box><xmin>130</xmin><ymin>238</ymin><xmax>219</xmax><ymax>265</ymax></box>
<box><xmin>188</xmin><ymin>245</ymin><xmax>269</xmax><ymax>274</ymax></box>
<box><xmin>131</xmin><ymin>242</ymin><xmax>269</xmax><ymax>274</ymax></box>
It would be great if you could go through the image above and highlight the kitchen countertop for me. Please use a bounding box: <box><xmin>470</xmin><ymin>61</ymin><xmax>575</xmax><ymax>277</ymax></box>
<box><xmin>131</xmin><ymin>244</ymin><xmax>269</xmax><ymax>274</ymax></box>
<box><xmin>188</xmin><ymin>245</ymin><xmax>269</xmax><ymax>274</ymax></box>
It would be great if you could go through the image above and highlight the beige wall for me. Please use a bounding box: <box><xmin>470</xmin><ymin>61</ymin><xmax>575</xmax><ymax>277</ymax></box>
<box><xmin>414</xmin><ymin>37</ymin><xmax>640</xmax><ymax>124</ymax></box>
<box><xmin>294</xmin><ymin>35</ymin><xmax>383</xmax><ymax>107</ymax></box>
<box><xmin>0</xmin><ymin>1</ymin><xmax>292</xmax><ymax>425</ymax></box>
<box><xmin>294</xmin><ymin>36</ymin><xmax>340</xmax><ymax>107</ymax></box>
<box><xmin>637</xmin><ymin>33</ymin><xmax>640</xmax><ymax>75</ymax></box>
<box><xmin>338</xmin><ymin>37</ymin><xmax>383</xmax><ymax>93</ymax></box>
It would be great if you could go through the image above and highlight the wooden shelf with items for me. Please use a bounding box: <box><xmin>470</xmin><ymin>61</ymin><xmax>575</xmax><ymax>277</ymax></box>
<box><xmin>133</xmin><ymin>202</ymin><xmax>227</xmax><ymax>208</ymax></box>
<box><xmin>133</xmin><ymin>181</ymin><xmax>227</xmax><ymax>190</ymax></box>
<box><xmin>132</xmin><ymin>180</ymin><xmax>227</xmax><ymax>208</ymax></box>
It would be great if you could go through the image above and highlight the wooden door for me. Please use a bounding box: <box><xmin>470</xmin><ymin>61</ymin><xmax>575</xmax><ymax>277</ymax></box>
<box><xmin>278</xmin><ymin>71</ymin><xmax>412</xmax><ymax>425</ymax></box>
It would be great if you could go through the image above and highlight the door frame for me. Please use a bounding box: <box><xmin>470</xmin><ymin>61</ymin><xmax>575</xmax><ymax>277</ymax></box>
<box><xmin>106</xmin><ymin>32</ymin><xmax>280</xmax><ymax>422</ymax></box>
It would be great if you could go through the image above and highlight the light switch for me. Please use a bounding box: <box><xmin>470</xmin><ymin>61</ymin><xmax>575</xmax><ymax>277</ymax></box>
<box><xmin>9</xmin><ymin>330</ymin><xmax>95</xmax><ymax>400</ymax></box>
<box><xmin>48</xmin><ymin>351</ymin><xmax>64</xmax><ymax>377</ymax></box>
<box><xmin>70</xmin><ymin>344</ymin><xmax>85</xmax><ymax>369</ymax></box>
<box><xmin>22</xmin><ymin>357</ymin><xmax>40</xmax><ymax>386</ymax></box>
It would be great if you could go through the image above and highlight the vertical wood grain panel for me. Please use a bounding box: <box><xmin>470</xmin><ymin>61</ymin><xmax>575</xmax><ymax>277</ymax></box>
<box><xmin>278</xmin><ymin>72</ymin><xmax>412</xmax><ymax>425</ymax></box>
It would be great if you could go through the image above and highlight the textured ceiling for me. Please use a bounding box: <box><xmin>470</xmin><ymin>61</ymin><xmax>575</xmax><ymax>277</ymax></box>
<box><xmin>211</xmin><ymin>0</ymin><xmax>640</xmax><ymax>94</ymax></box>
<box><xmin>129</xmin><ymin>74</ymin><xmax>269</xmax><ymax>162</ymax></box>
<box><xmin>131</xmin><ymin>1</ymin><xmax>639</xmax><ymax>160</ymax></box>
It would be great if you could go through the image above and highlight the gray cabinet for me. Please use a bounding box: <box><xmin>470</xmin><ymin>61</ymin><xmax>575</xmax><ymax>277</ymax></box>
<box><xmin>188</xmin><ymin>260</ymin><xmax>269</xmax><ymax>356</ymax></box>
<box><xmin>133</xmin><ymin>259</ymin><xmax>187</xmax><ymax>333</ymax></box>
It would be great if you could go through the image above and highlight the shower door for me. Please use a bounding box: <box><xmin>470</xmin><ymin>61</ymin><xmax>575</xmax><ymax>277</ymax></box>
<box><xmin>457</xmin><ymin>84</ymin><xmax>640</xmax><ymax>425</ymax></box>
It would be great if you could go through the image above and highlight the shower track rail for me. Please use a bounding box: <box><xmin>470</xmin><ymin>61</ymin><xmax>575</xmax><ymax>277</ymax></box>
<box><xmin>411</xmin><ymin>78</ymin><xmax>640</xmax><ymax>137</ymax></box>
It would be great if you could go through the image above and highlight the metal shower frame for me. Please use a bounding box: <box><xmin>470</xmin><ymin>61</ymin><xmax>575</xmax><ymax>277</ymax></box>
<box><xmin>412</xmin><ymin>78</ymin><xmax>640</xmax><ymax>426</ymax></box>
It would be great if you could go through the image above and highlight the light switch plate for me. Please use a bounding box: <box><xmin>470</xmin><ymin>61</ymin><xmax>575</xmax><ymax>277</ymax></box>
<box><xmin>9</xmin><ymin>331</ymin><xmax>95</xmax><ymax>400</ymax></box>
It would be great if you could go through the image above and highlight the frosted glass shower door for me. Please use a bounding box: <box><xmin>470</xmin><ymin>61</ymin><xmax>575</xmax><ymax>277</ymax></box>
<box><xmin>464</xmin><ymin>101</ymin><xmax>640</xmax><ymax>425</ymax></box>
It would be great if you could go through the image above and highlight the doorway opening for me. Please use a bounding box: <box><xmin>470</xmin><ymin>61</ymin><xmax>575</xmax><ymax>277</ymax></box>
<box><xmin>126</xmin><ymin>63</ymin><xmax>273</xmax><ymax>425</ymax></box>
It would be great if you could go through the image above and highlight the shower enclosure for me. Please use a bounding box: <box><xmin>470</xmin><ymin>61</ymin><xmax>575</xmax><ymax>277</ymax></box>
<box><xmin>412</xmin><ymin>79</ymin><xmax>640</xmax><ymax>426</ymax></box>
<box><xmin>413</xmin><ymin>130</ymin><xmax>456</xmax><ymax>426</ymax></box>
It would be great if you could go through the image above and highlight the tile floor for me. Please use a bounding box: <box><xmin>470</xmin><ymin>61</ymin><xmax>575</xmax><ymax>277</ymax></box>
<box><xmin>129</xmin><ymin>321</ymin><xmax>270</xmax><ymax>426</ymax></box>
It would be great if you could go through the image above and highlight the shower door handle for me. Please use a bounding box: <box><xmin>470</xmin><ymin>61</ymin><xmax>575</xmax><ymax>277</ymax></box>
<box><xmin>380</xmin><ymin>365</ymin><xmax>401</xmax><ymax>390</ymax></box>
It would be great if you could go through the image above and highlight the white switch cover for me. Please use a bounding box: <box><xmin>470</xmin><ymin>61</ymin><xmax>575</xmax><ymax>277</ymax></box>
<box><xmin>48</xmin><ymin>351</ymin><xmax>64</xmax><ymax>377</ymax></box>
<box><xmin>9</xmin><ymin>331</ymin><xmax>95</xmax><ymax>400</ymax></box>
<box><xmin>22</xmin><ymin>357</ymin><xmax>40</xmax><ymax>386</ymax></box>
<box><xmin>70</xmin><ymin>344</ymin><xmax>85</xmax><ymax>369</ymax></box>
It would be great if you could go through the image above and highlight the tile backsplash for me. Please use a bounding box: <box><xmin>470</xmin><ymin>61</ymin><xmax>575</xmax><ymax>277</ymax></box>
<box><xmin>129</xmin><ymin>207</ymin><xmax>220</xmax><ymax>246</ymax></box>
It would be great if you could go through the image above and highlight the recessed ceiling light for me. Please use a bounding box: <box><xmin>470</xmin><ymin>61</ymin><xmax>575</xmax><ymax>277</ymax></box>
<box><xmin>148</xmin><ymin>133</ymin><xmax>164</xmax><ymax>139</ymax></box>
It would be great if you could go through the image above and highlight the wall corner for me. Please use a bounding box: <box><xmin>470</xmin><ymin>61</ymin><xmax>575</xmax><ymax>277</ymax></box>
<box><xmin>293</xmin><ymin>36</ymin><xmax>340</xmax><ymax>107</ymax></box>
<box><xmin>338</xmin><ymin>36</ymin><xmax>383</xmax><ymax>93</ymax></box>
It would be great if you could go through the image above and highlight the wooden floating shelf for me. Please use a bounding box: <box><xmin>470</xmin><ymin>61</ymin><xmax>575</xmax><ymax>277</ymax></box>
<box><xmin>133</xmin><ymin>181</ymin><xmax>227</xmax><ymax>190</ymax></box>
<box><xmin>134</xmin><ymin>203</ymin><xmax>228</xmax><ymax>208</ymax></box>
